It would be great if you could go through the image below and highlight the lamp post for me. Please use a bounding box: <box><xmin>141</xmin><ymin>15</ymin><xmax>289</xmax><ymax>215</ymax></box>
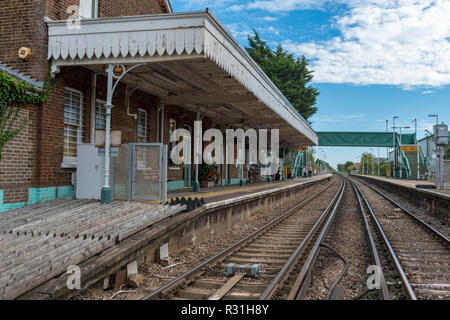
<box><xmin>412</xmin><ymin>118</ymin><xmax>419</xmax><ymax>180</ymax></box>
<box><xmin>370</xmin><ymin>148</ymin><xmax>375</xmax><ymax>175</ymax></box>
<box><xmin>386</xmin><ymin>120</ymin><xmax>390</xmax><ymax>177</ymax></box>
<box><xmin>362</xmin><ymin>153</ymin><xmax>364</xmax><ymax>175</ymax></box>
<box><xmin>428</xmin><ymin>114</ymin><xmax>439</xmax><ymax>125</ymax></box>
<box><xmin>393</xmin><ymin>116</ymin><xmax>399</xmax><ymax>178</ymax></box>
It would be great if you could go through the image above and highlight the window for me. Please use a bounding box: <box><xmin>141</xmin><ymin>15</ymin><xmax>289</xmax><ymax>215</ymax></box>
<box><xmin>80</xmin><ymin>0</ymin><xmax>97</xmax><ymax>19</ymax></box>
<box><xmin>137</xmin><ymin>109</ymin><xmax>148</xmax><ymax>142</ymax></box>
<box><xmin>169</xmin><ymin>118</ymin><xmax>177</xmax><ymax>143</ymax></box>
<box><xmin>64</xmin><ymin>88</ymin><xmax>83</xmax><ymax>164</ymax></box>
<box><xmin>95</xmin><ymin>100</ymin><xmax>106</xmax><ymax>129</ymax></box>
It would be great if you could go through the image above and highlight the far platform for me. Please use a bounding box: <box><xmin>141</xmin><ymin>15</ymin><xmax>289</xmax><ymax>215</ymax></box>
<box><xmin>355</xmin><ymin>175</ymin><xmax>450</xmax><ymax>197</ymax></box>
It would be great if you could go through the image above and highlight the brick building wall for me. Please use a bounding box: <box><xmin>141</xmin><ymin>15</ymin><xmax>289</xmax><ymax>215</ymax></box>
<box><xmin>0</xmin><ymin>0</ymin><xmax>48</xmax><ymax>81</ymax></box>
<box><xmin>0</xmin><ymin>0</ymin><xmax>245</xmax><ymax>209</ymax></box>
<box><xmin>0</xmin><ymin>105</ymin><xmax>39</xmax><ymax>203</ymax></box>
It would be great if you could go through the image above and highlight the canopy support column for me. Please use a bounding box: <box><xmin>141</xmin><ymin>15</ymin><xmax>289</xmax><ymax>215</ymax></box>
<box><xmin>193</xmin><ymin>105</ymin><xmax>201</xmax><ymax>192</ymax></box>
<box><xmin>100</xmin><ymin>63</ymin><xmax>144</xmax><ymax>204</ymax></box>
<box><xmin>101</xmin><ymin>64</ymin><xmax>114</xmax><ymax>204</ymax></box>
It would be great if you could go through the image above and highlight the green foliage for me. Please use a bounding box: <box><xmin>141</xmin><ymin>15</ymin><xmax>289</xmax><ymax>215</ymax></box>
<box><xmin>199</xmin><ymin>163</ymin><xmax>217</xmax><ymax>182</ymax></box>
<box><xmin>337</xmin><ymin>161</ymin><xmax>355</xmax><ymax>173</ymax></box>
<box><xmin>0</xmin><ymin>70</ymin><xmax>54</xmax><ymax>159</ymax></box>
<box><xmin>246</xmin><ymin>31</ymin><xmax>319</xmax><ymax>121</ymax></box>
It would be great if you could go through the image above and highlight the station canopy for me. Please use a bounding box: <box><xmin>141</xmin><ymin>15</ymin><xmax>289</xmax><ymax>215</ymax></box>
<box><xmin>46</xmin><ymin>10</ymin><xmax>318</xmax><ymax>147</ymax></box>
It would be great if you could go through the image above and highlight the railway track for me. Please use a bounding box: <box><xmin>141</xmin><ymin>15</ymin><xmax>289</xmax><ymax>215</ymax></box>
<box><xmin>349</xmin><ymin>176</ymin><xmax>450</xmax><ymax>300</ymax></box>
<box><xmin>141</xmin><ymin>176</ymin><xmax>345</xmax><ymax>300</ymax></box>
<box><xmin>288</xmin><ymin>176</ymin><xmax>390</xmax><ymax>300</ymax></box>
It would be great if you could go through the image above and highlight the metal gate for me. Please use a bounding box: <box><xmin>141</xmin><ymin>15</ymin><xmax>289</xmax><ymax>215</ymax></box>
<box><xmin>129</xmin><ymin>143</ymin><xmax>167</xmax><ymax>202</ymax></box>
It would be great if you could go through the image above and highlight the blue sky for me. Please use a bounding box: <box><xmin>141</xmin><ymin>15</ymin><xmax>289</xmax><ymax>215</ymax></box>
<box><xmin>170</xmin><ymin>0</ymin><xmax>450</xmax><ymax>168</ymax></box>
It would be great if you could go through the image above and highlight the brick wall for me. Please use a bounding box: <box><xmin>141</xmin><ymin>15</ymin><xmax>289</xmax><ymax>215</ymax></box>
<box><xmin>0</xmin><ymin>105</ymin><xmax>39</xmax><ymax>203</ymax></box>
<box><xmin>45</xmin><ymin>0</ymin><xmax>167</xmax><ymax>21</ymax></box>
<box><xmin>0</xmin><ymin>0</ymin><xmax>48</xmax><ymax>81</ymax></box>
<box><xmin>0</xmin><ymin>0</ymin><xmax>168</xmax><ymax>82</ymax></box>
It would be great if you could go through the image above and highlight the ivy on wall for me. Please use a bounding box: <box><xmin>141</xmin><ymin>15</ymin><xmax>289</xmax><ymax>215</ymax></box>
<box><xmin>0</xmin><ymin>70</ymin><xmax>55</xmax><ymax>159</ymax></box>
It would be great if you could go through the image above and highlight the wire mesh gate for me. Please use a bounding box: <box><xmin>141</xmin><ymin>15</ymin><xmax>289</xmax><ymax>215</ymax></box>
<box><xmin>114</xmin><ymin>143</ymin><xmax>167</xmax><ymax>202</ymax></box>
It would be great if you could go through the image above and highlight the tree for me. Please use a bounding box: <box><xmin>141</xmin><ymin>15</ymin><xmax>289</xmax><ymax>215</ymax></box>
<box><xmin>246</xmin><ymin>31</ymin><xmax>319</xmax><ymax>121</ymax></box>
<box><xmin>0</xmin><ymin>71</ymin><xmax>53</xmax><ymax>159</ymax></box>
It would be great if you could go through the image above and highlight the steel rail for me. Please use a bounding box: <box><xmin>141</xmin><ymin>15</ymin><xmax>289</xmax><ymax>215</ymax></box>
<box><xmin>260</xmin><ymin>176</ymin><xmax>345</xmax><ymax>300</ymax></box>
<box><xmin>141</xmin><ymin>177</ymin><xmax>336</xmax><ymax>300</ymax></box>
<box><xmin>347</xmin><ymin>177</ymin><xmax>390</xmax><ymax>300</ymax></box>
<box><xmin>350</xmin><ymin>178</ymin><xmax>417</xmax><ymax>300</ymax></box>
<box><xmin>355</xmin><ymin>177</ymin><xmax>449</xmax><ymax>243</ymax></box>
<box><xmin>281</xmin><ymin>176</ymin><xmax>346</xmax><ymax>300</ymax></box>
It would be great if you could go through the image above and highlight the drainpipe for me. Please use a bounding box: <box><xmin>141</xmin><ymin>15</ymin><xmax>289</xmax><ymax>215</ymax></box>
<box><xmin>90</xmin><ymin>72</ymin><xmax>97</xmax><ymax>144</ymax></box>
<box><xmin>160</xmin><ymin>103</ymin><xmax>165</xmax><ymax>143</ymax></box>
<box><xmin>101</xmin><ymin>64</ymin><xmax>114</xmax><ymax>204</ymax></box>
<box><xmin>193</xmin><ymin>105</ymin><xmax>201</xmax><ymax>192</ymax></box>
<box><xmin>225</xmin><ymin>142</ymin><xmax>229</xmax><ymax>186</ymax></box>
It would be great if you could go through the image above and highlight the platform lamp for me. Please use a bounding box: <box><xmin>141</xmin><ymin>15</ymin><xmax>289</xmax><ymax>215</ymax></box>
<box><xmin>412</xmin><ymin>118</ymin><xmax>419</xmax><ymax>180</ymax></box>
<box><xmin>369</xmin><ymin>148</ymin><xmax>374</xmax><ymax>175</ymax></box>
<box><xmin>428</xmin><ymin>114</ymin><xmax>439</xmax><ymax>125</ymax></box>
<box><xmin>386</xmin><ymin>120</ymin><xmax>390</xmax><ymax>177</ymax></box>
<box><xmin>393</xmin><ymin>116</ymin><xmax>399</xmax><ymax>178</ymax></box>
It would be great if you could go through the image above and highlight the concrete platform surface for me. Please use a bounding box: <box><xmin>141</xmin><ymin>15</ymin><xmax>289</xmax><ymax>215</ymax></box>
<box><xmin>164</xmin><ymin>175</ymin><xmax>332</xmax><ymax>203</ymax></box>
<box><xmin>357</xmin><ymin>175</ymin><xmax>450</xmax><ymax>197</ymax></box>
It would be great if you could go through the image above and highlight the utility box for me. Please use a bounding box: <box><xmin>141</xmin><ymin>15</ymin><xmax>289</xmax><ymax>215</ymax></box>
<box><xmin>434</xmin><ymin>124</ymin><xmax>448</xmax><ymax>145</ymax></box>
<box><xmin>76</xmin><ymin>144</ymin><xmax>116</xmax><ymax>200</ymax></box>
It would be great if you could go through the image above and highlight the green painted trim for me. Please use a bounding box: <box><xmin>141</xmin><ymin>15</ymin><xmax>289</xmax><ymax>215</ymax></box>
<box><xmin>228</xmin><ymin>178</ymin><xmax>241</xmax><ymax>185</ymax></box>
<box><xmin>57</xmin><ymin>186</ymin><xmax>74</xmax><ymax>199</ymax></box>
<box><xmin>0</xmin><ymin>186</ymin><xmax>74</xmax><ymax>213</ymax></box>
<box><xmin>168</xmin><ymin>180</ymin><xmax>185</xmax><ymax>191</ymax></box>
<box><xmin>28</xmin><ymin>187</ymin><xmax>57</xmax><ymax>205</ymax></box>
<box><xmin>101</xmin><ymin>187</ymin><xmax>112</xmax><ymax>204</ymax></box>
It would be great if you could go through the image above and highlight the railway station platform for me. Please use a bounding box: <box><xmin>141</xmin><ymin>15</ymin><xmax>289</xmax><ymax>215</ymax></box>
<box><xmin>164</xmin><ymin>175</ymin><xmax>331</xmax><ymax>204</ymax></box>
<box><xmin>1</xmin><ymin>174</ymin><xmax>332</xmax><ymax>300</ymax></box>
<box><xmin>354</xmin><ymin>174</ymin><xmax>449</xmax><ymax>225</ymax></box>
<box><xmin>355</xmin><ymin>175</ymin><xmax>450</xmax><ymax>197</ymax></box>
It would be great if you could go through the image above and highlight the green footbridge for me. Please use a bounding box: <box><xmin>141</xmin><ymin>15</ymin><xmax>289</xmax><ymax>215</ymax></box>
<box><xmin>291</xmin><ymin>132</ymin><xmax>431</xmax><ymax>180</ymax></box>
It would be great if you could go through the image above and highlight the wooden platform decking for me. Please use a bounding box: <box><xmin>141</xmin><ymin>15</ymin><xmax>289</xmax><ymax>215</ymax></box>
<box><xmin>0</xmin><ymin>199</ymin><xmax>185</xmax><ymax>300</ymax></box>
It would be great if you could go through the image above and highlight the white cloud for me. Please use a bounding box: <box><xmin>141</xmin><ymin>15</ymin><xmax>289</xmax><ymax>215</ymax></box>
<box><xmin>225</xmin><ymin>23</ymin><xmax>253</xmax><ymax>40</ymax></box>
<box><xmin>311</xmin><ymin>114</ymin><xmax>366</xmax><ymax>122</ymax></box>
<box><xmin>281</xmin><ymin>0</ymin><xmax>450</xmax><ymax>88</ymax></box>
<box><xmin>230</xmin><ymin>0</ymin><xmax>328</xmax><ymax>12</ymax></box>
<box><xmin>259</xmin><ymin>16</ymin><xmax>279</xmax><ymax>22</ymax></box>
<box><xmin>421</xmin><ymin>90</ymin><xmax>433</xmax><ymax>94</ymax></box>
<box><xmin>257</xmin><ymin>26</ymin><xmax>280</xmax><ymax>35</ymax></box>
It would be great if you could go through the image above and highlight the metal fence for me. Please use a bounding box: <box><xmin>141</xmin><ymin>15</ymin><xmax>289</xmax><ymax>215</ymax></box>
<box><xmin>114</xmin><ymin>143</ymin><xmax>167</xmax><ymax>201</ymax></box>
<box><xmin>444</xmin><ymin>160</ymin><xmax>450</xmax><ymax>189</ymax></box>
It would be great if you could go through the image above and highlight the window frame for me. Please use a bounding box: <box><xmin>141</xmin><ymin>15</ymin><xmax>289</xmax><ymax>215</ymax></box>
<box><xmin>95</xmin><ymin>99</ymin><xmax>106</xmax><ymax>130</ymax></box>
<box><xmin>137</xmin><ymin>108</ymin><xmax>149</xmax><ymax>143</ymax></box>
<box><xmin>79</xmin><ymin>0</ymin><xmax>98</xmax><ymax>19</ymax></box>
<box><xmin>63</xmin><ymin>87</ymin><xmax>84</xmax><ymax>168</ymax></box>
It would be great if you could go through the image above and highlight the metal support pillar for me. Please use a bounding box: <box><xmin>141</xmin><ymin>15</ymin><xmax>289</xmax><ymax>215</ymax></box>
<box><xmin>193</xmin><ymin>106</ymin><xmax>201</xmax><ymax>192</ymax></box>
<box><xmin>101</xmin><ymin>65</ymin><xmax>114</xmax><ymax>204</ymax></box>
<box><xmin>100</xmin><ymin>63</ymin><xmax>144</xmax><ymax>204</ymax></box>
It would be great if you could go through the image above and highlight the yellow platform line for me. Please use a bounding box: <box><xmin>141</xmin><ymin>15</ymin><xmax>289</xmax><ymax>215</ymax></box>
<box><xmin>142</xmin><ymin>182</ymin><xmax>286</xmax><ymax>204</ymax></box>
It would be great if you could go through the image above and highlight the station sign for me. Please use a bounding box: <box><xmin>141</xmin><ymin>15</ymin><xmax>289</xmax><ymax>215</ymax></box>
<box><xmin>296</xmin><ymin>146</ymin><xmax>309</xmax><ymax>151</ymax></box>
<box><xmin>400</xmin><ymin>146</ymin><xmax>418</xmax><ymax>152</ymax></box>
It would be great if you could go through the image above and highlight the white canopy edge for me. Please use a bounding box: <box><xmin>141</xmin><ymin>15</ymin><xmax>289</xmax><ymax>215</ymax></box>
<box><xmin>46</xmin><ymin>11</ymin><xmax>318</xmax><ymax>146</ymax></box>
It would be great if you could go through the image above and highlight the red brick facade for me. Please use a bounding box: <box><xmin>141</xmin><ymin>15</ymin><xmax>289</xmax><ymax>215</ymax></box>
<box><xmin>0</xmin><ymin>0</ymin><xmax>240</xmax><ymax>206</ymax></box>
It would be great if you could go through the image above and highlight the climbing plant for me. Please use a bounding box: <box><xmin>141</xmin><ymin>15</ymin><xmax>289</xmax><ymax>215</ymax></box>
<box><xmin>0</xmin><ymin>70</ymin><xmax>54</xmax><ymax>159</ymax></box>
